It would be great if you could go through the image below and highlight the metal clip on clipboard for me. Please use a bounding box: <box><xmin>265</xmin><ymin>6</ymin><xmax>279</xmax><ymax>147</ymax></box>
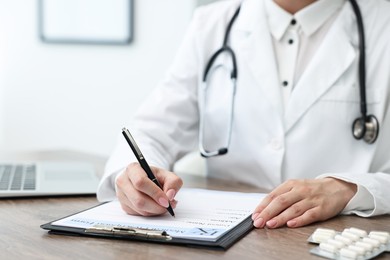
<box><xmin>85</xmin><ymin>225</ymin><xmax>172</xmax><ymax>241</ymax></box>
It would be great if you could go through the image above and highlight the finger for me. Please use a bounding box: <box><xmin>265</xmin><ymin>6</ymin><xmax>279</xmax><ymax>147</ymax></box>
<box><xmin>117</xmin><ymin>187</ymin><xmax>166</xmax><ymax>216</ymax></box>
<box><xmin>253</xmin><ymin>190</ymin><xmax>303</xmax><ymax>228</ymax></box>
<box><xmin>252</xmin><ymin>181</ymin><xmax>296</xmax><ymax>216</ymax></box>
<box><xmin>129</xmin><ymin>166</ymin><xmax>171</xmax><ymax>209</ymax></box>
<box><xmin>154</xmin><ymin>168</ymin><xmax>183</xmax><ymax>201</ymax></box>
<box><xmin>117</xmin><ymin>189</ymin><xmax>140</xmax><ymax>215</ymax></box>
<box><xmin>264</xmin><ymin>200</ymin><xmax>314</xmax><ymax>229</ymax></box>
<box><xmin>118</xmin><ymin>190</ymin><xmax>157</xmax><ymax>216</ymax></box>
<box><xmin>117</xmin><ymin>168</ymin><xmax>168</xmax><ymax>216</ymax></box>
<box><xmin>170</xmin><ymin>199</ymin><xmax>178</xmax><ymax>209</ymax></box>
<box><xmin>117</xmin><ymin>189</ymin><xmax>156</xmax><ymax>216</ymax></box>
<box><xmin>286</xmin><ymin>206</ymin><xmax>324</xmax><ymax>228</ymax></box>
<box><xmin>116</xmin><ymin>172</ymin><xmax>145</xmax><ymax>215</ymax></box>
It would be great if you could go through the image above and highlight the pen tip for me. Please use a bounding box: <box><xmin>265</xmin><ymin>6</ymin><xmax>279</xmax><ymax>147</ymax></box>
<box><xmin>167</xmin><ymin>206</ymin><xmax>175</xmax><ymax>217</ymax></box>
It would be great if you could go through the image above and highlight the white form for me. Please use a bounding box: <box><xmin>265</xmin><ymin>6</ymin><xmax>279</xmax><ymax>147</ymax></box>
<box><xmin>53</xmin><ymin>188</ymin><xmax>266</xmax><ymax>241</ymax></box>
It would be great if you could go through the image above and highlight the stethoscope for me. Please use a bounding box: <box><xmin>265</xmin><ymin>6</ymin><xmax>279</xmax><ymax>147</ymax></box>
<box><xmin>199</xmin><ymin>0</ymin><xmax>379</xmax><ymax>158</ymax></box>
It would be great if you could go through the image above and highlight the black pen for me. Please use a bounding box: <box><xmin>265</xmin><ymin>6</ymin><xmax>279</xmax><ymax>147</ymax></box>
<box><xmin>121</xmin><ymin>127</ymin><xmax>175</xmax><ymax>217</ymax></box>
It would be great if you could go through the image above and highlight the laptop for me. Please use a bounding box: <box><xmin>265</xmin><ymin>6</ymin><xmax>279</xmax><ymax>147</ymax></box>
<box><xmin>0</xmin><ymin>161</ymin><xmax>100</xmax><ymax>197</ymax></box>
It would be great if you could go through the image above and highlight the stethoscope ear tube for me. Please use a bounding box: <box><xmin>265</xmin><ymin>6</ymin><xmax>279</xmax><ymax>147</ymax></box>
<box><xmin>349</xmin><ymin>0</ymin><xmax>379</xmax><ymax>144</ymax></box>
<box><xmin>202</xmin><ymin>46</ymin><xmax>237</xmax><ymax>82</ymax></box>
<box><xmin>199</xmin><ymin>7</ymin><xmax>241</xmax><ymax>158</ymax></box>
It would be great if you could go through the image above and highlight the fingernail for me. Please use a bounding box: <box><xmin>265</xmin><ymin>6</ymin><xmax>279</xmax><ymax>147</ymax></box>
<box><xmin>158</xmin><ymin>197</ymin><xmax>169</xmax><ymax>208</ymax></box>
<box><xmin>252</xmin><ymin>213</ymin><xmax>259</xmax><ymax>220</ymax></box>
<box><xmin>253</xmin><ymin>218</ymin><xmax>264</xmax><ymax>228</ymax></box>
<box><xmin>266</xmin><ymin>219</ymin><xmax>277</xmax><ymax>228</ymax></box>
<box><xmin>287</xmin><ymin>220</ymin><xmax>297</xmax><ymax>227</ymax></box>
<box><xmin>166</xmin><ymin>189</ymin><xmax>176</xmax><ymax>201</ymax></box>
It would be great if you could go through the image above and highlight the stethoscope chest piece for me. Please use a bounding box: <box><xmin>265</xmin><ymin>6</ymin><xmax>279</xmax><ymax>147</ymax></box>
<box><xmin>352</xmin><ymin>115</ymin><xmax>379</xmax><ymax>144</ymax></box>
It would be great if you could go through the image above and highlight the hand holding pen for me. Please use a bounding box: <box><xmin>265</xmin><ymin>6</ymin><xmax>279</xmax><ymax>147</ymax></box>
<box><xmin>116</xmin><ymin>128</ymin><xmax>183</xmax><ymax>217</ymax></box>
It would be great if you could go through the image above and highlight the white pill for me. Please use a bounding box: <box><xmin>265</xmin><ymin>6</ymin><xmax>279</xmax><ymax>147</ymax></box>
<box><xmin>335</xmin><ymin>234</ymin><xmax>353</xmax><ymax>245</ymax></box>
<box><xmin>348</xmin><ymin>245</ymin><xmax>366</xmax><ymax>255</ymax></box>
<box><xmin>312</xmin><ymin>233</ymin><xmax>334</xmax><ymax>243</ymax></box>
<box><xmin>362</xmin><ymin>237</ymin><xmax>381</xmax><ymax>248</ymax></box>
<box><xmin>315</xmin><ymin>228</ymin><xmax>336</xmax><ymax>233</ymax></box>
<box><xmin>369</xmin><ymin>231</ymin><xmax>390</xmax><ymax>240</ymax></box>
<box><xmin>319</xmin><ymin>242</ymin><xmax>338</xmax><ymax>253</ymax></box>
<box><xmin>342</xmin><ymin>231</ymin><xmax>360</xmax><ymax>241</ymax></box>
<box><xmin>327</xmin><ymin>239</ymin><xmax>345</xmax><ymax>249</ymax></box>
<box><xmin>340</xmin><ymin>248</ymin><xmax>358</xmax><ymax>259</ymax></box>
<box><xmin>369</xmin><ymin>234</ymin><xmax>389</xmax><ymax>243</ymax></box>
<box><xmin>314</xmin><ymin>228</ymin><xmax>337</xmax><ymax>237</ymax></box>
<box><xmin>312</xmin><ymin>229</ymin><xmax>336</xmax><ymax>243</ymax></box>
<box><xmin>348</xmin><ymin>227</ymin><xmax>368</xmax><ymax>237</ymax></box>
<box><xmin>355</xmin><ymin>241</ymin><xmax>373</xmax><ymax>251</ymax></box>
<box><xmin>369</xmin><ymin>231</ymin><xmax>390</xmax><ymax>236</ymax></box>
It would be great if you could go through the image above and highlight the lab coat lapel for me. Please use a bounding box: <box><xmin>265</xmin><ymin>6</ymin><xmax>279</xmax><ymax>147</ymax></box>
<box><xmin>235</xmin><ymin>0</ymin><xmax>284</xmax><ymax>119</ymax></box>
<box><xmin>285</xmin><ymin>12</ymin><xmax>356</xmax><ymax>132</ymax></box>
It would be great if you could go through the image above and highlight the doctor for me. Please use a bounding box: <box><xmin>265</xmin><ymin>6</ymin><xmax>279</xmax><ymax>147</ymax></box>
<box><xmin>98</xmin><ymin>0</ymin><xmax>390</xmax><ymax>229</ymax></box>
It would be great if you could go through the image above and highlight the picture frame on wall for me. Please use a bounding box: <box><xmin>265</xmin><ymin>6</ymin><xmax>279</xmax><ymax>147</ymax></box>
<box><xmin>38</xmin><ymin>0</ymin><xmax>133</xmax><ymax>45</ymax></box>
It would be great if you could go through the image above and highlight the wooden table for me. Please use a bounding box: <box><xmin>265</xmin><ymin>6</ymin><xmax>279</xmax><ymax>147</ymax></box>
<box><xmin>1</xmin><ymin>151</ymin><xmax>389</xmax><ymax>259</ymax></box>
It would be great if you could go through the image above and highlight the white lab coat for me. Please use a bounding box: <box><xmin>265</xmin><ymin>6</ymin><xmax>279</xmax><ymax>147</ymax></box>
<box><xmin>98</xmin><ymin>0</ymin><xmax>390</xmax><ymax>216</ymax></box>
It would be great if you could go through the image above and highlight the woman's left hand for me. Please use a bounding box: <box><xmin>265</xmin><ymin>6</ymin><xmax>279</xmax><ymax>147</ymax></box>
<box><xmin>252</xmin><ymin>178</ymin><xmax>357</xmax><ymax>228</ymax></box>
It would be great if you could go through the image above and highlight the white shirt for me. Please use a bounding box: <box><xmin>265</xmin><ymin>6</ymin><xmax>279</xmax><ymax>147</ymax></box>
<box><xmin>265</xmin><ymin>0</ymin><xmax>344</xmax><ymax>108</ymax></box>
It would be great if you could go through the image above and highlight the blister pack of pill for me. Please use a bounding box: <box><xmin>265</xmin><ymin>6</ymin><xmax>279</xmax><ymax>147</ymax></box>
<box><xmin>308</xmin><ymin>227</ymin><xmax>390</xmax><ymax>259</ymax></box>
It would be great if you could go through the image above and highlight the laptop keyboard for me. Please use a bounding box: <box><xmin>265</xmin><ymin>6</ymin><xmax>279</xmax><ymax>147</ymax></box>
<box><xmin>0</xmin><ymin>164</ymin><xmax>36</xmax><ymax>191</ymax></box>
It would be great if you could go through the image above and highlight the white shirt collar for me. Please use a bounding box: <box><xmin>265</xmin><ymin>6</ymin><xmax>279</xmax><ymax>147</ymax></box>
<box><xmin>264</xmin><ymin>0</ymin><xmax>346</xmax><ymax>40</ymax></box>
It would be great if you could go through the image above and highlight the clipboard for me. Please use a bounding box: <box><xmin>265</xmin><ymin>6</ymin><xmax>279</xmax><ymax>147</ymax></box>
<box><xmin>40</xmin><ymin>210</ymin><xmax>254</xmax><ymax>250</ymax></box>
<box><xmin>41</xmin><ymin>189</ymin><xmax>266</xmax><ymax>250</ymax></box>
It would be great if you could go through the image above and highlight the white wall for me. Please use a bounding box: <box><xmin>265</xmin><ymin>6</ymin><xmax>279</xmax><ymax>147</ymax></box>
<box><xmin>0</xmin><ymin>0</ymin><xmax>195</xmax><ymax>156</ymax></box>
